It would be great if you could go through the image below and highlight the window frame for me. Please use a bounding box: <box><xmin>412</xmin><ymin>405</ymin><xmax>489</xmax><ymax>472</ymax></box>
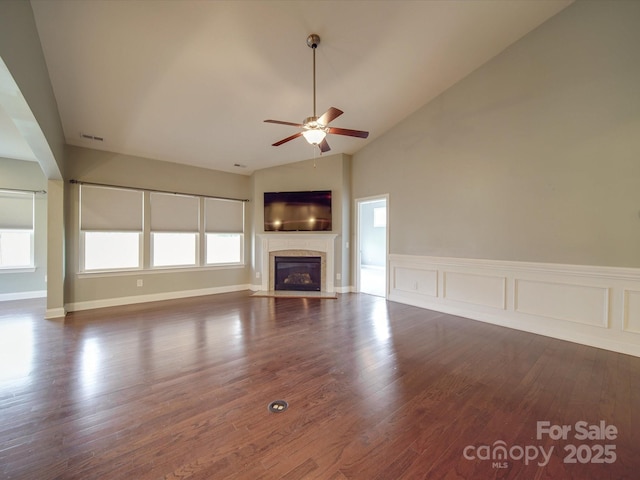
<box><xmin>77</xmin><ymin>185</ymin><xmax>245</xmax><ymax>275</ymax></box>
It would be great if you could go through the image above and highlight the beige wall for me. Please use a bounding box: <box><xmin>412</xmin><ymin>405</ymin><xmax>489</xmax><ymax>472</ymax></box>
<box><xmin>352</xmin><ymin>1</ymin><xmax>640</xmax><ymax>268</ymax></box>
<box><xmin>0</xmin><ymin>1</ymin><xmax>65</xmax><ymax>178</ymax></box>
<box><xmin>46</xmin><ymin>179</ymin><xmax>64</xmax><ymax>317</ymax></box>
<box><xmin>251</xmin><ymin>154</ymin><xmax>351</xmax><ymax>289</ymax></box>
<box><xmin>65</xmin><ymin>146</ymin><xmax>252</xmax><ymax>307</ymax></box>
<box><xmin>1</xmin><ymin>1</ymin><xmax>67</xmax><ymax>316</ymax></box>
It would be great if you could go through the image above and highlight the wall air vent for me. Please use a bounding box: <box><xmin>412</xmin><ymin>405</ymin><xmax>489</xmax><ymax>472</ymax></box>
<box><xmin>80</xmin><ymin>133</ymin><xmax>104</xmax><ymax>142</ymax></box>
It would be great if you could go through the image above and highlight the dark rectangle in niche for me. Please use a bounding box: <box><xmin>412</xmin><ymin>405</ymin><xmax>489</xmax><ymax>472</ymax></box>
<box><xmin>274</xmin><ymin>256</ymin><xmax>322</xmax><ymax>291</ymax></box>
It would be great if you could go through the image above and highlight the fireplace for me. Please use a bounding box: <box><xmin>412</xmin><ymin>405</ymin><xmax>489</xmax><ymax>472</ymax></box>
<box><xmin>258</xmin><ymin>234</ymin><xmax>337</xmax><ymax>292</ymax></box>
<box><xmin>274</xmin><ymin>256</ymin><xmax>322</xmax><ymax>291</ymax></box>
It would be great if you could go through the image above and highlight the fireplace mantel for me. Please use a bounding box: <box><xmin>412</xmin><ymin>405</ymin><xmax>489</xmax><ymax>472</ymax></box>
<box><xmin>258</xmin><ymin>234</ymin><xmax>337</xmax><ymax>292</ymax></box>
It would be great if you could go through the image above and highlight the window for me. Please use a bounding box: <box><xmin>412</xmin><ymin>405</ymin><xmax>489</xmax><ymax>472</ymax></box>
<box><xmin>205</xmin><ymin>198</ymin><xmax>244</xmax><ymax>265</ymax></box>
<box><xmin>0</xmin><ymin>191</ymin><xmax>34</xmax><ymax>269</ymax></box>
<box><xmin>0</xmin><ymin>231</ymin><xmax>32</xmax><ymax>268</ymax></box>
<box><xmin>84</xmin><ymin>232</ymin><xmax>140</xmax><ymax>270</ymax></box>
<box><xmin>80</xmin><ymin>185</ymin><xmax>143</xmax><ymax>271</ymax></box>
<box><xmin>152</xmin><ymin>233</ymin><xmax>197</xmax><ymax>267</ymax></box>
<box><xmin>150</xmin><ymin>192</ymin><xmax>199</xmax><ymax>267</ymax></box>
<box><xmin>373</xmin><ymin>206</ymin><xmax>387</xmax><ymax>228</ymax></box>
<box><xmin>77</xmin><ymin>184</ymin><xmax>245</xmax><ymax>272</ymax></box>
<box><xmin>206</xmin><ymin>234</ymin><xmax>242</xmax><ymax>264</ymax></box>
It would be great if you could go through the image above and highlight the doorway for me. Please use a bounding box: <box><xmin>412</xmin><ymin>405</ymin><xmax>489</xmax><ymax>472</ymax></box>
<box><xmin>356</xmin><ymin>196</ymin><xmax>388</xmax><ymax>297</ymax></box>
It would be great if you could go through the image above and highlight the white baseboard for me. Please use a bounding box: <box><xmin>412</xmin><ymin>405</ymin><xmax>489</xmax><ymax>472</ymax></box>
<box><xmin>388</xmin><ymin>254</ymin><xmax>640</xmax><ymax>357</ymax></box>
<box><xmin>65</xmin><ymin>284</ymin><xmax>251</xmax><ymax>313</ymax></box>
<box><xmin>45</xmin><ymin>307</ymin><xmax>66</xmax><ymax>319</ymax></box>
<box><xmin>0</xmin><ymin>290</ymin><xmax>47</xmax><ymax>302</ymax></box>
<box><xmin>336</xmin><ymin>286</ymin><xmax>353</xmax><ymax>294</ymax></box>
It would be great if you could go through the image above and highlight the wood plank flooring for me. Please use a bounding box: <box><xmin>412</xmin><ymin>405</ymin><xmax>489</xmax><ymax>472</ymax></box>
<box><xmin>1</xmin><ymin>292</ymin><xmax>639</xmax><ymax>479</ymax></box>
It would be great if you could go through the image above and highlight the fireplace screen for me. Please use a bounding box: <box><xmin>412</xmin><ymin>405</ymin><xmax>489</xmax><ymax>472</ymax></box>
<box><xmin>274</xmin><ymin>256</ymin><xmax>321</xmax><ymax>291</ymax></box>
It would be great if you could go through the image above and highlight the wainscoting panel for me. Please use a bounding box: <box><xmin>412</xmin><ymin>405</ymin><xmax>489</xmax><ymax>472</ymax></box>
<box><xmin>388</xmin><ymin>254</ymin><xmax>640</xmax><ymax>357</ymax></box>
<box><xmin>515</xmin><ymin>280</ymin><xmax>609</xmax><ymax>327</ymax></box>
<box><xmin>443</xmin><ymin>272</ymin><xmax>506</xmax><ymax>309</ymax></box>
<box><xmin>392</xmin><ymin>267</ymin><xmax>437</xmax><ymax>297</ymax></box>
<box><xmin>624</xmin><ymin>290</ymin><xmax>640</xmax><ymax>334</ymax></box>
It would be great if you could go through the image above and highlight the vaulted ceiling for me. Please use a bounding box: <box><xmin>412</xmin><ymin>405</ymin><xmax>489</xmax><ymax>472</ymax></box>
<box><xmin>8</xmin><ymin>0</ymin><xmax>572</xmax><ymax>174</ymax></box>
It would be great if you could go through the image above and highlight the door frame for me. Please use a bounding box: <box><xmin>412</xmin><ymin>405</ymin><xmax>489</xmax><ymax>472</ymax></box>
<box><xmin>354</xmin><ymin>194</ymin><xmax>389</xmax><ymax>297</ymax></box>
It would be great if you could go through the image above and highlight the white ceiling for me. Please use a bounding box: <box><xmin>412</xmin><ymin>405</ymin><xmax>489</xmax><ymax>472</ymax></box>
<box><xmin>9</xmin><ymin>0</ymin><xmax>572</xmax><ymax>175</ymax></box>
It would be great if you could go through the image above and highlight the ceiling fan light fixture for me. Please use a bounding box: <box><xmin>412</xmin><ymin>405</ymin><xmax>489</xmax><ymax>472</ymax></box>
<box><xmin>302</xmin><ymin>128</ymin><xmax>327</xmax><ymax>145</ymax></box>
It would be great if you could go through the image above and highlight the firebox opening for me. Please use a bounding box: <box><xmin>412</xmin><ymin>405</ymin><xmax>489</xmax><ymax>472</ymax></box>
<box><xmin>274</xmin><ymin>256</ymin><xmax>322</xmax><ymax>291</ymax></box>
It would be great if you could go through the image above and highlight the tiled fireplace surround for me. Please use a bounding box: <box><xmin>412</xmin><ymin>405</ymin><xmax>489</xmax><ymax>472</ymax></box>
<box><xmin>258</xmin><ymin>234</ymin><xmax>337</xmax><ymax>293</ymax></box>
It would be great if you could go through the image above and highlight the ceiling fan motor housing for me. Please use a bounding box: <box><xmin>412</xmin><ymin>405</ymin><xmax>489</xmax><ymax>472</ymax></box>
<box><xmin>304</xmin><ymin>116</ymin><xmax>322</xmax><ymax>128</ymax></box>
<box><xmin>307</xmin><ymin>34</ymin><xmax>320</xmax><ymax>49</ymax></box>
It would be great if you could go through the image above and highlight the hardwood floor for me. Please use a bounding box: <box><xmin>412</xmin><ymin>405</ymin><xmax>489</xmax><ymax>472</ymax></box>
<box><xmin>1</xmin><ymin>292</ymin><xmax>639</xmax><ymax>479</ymax></box>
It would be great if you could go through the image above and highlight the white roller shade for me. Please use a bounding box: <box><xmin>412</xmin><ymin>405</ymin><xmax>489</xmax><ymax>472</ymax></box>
<box><xmin>150</xmin><ymin>192</ymin><xmax>199</xmax><ymax>232</ymax></box>
<box><xmin>80</xmin><ymin>185</ymin><xmax>143</xmax><ymax>232</ymax></box>
<box><xmin>0</xmin><ymin>191</ymin><xmax>34</xmax><ymax>230</ymax></box>
<box><xmin>205</xmin><ymin>198</ymin><xmax>244</xmax><ymax>233</ymax></box>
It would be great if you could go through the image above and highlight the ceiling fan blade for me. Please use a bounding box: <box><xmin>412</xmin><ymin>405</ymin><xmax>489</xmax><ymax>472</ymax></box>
<box><xmin>272</xmin><ymin>132</ymin><xmax>303</xmax><ymax>146</ymax></box>
<box><xmin>318</xmin><ymin>138</ymin><xmax>331</xmax><ymax>153</ymax></box>
<box><xmin>317</xmin><ymin>107</ymin><xmax>343</xmax><ymax>126</ymax></box>
<box><xmin>264</xmin><ymin>119</ymin><xmax>304</xmax><ymax>127</ymax></box>
<box><xmin>327</xmin><ymin>127</ymin><xmax>369</xmax><ymax>138</ymax></box>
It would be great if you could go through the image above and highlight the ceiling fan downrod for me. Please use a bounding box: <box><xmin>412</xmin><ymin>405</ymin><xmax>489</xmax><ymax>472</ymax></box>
<box><xmin>307</xmin><ymin>34</ymin><xmax>321</xmax><ymax>120</ymax></box>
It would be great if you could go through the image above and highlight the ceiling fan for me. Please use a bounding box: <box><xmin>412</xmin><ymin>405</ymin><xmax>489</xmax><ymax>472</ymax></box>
<box><xmin>264</xmin><ymin>34</ymin><xmax>369</xmax><ymax>153</ymax></box>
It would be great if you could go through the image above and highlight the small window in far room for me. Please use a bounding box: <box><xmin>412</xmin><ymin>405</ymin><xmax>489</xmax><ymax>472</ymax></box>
<box><xmin>373</xmin><ymin>206</ymin><xmax>387</xmax><ymax>228</ymax></box>
<box><xmin>0</xmin><ymin>191</ymin><xmax>34</xmax><ymax>269</ymax></box>
<box><xmin>0</xmin><ymin>231</ymin><xmax>32</xmax><ymax>268</ymax></box>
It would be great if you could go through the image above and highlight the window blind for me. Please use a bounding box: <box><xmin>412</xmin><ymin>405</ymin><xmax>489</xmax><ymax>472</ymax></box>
<box><xmin>205</xmin><ymin>198</ymin><xmax>244</xmax><ymax>233</ymax></box>
<box><xmin>80</xmin><ymin>185</ymin><xmax>143</xmax><ymax>231</ymax></box>
<box><xmin>0</xmin><ymin>191</ymin><xmax>34</xmax><ymax>230</ymax></box>
<box><xmin>150</xmin><ymin>192</ymin><xmax>199</xmax><ymax>232</ymax></box>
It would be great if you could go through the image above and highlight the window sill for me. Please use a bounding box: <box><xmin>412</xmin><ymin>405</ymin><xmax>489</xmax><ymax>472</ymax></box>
<box><xmin>0</xmin><ymin>267</ymin><xmax>36</xmax><ymax>274</ymax></box>
<box><xmin>77</xmin><ymin>263</ymin><xmax>245</xmax><ymax>278</ymax></box>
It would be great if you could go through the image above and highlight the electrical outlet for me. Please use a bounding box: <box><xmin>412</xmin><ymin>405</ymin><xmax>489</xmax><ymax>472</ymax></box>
<box><xmin>336</xmin><ymin>273</ymin><xmax>342</xmax><ymax>280</ymax></box>
<box><xmin>137</xmin><ymin>279</ymin><xmax>143</xmax><ymax>287</ymax></box>
<box><xmin>256</xmin><ymin>272</ymin><xmax>261</xmax><ymax>279</ymax></box>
